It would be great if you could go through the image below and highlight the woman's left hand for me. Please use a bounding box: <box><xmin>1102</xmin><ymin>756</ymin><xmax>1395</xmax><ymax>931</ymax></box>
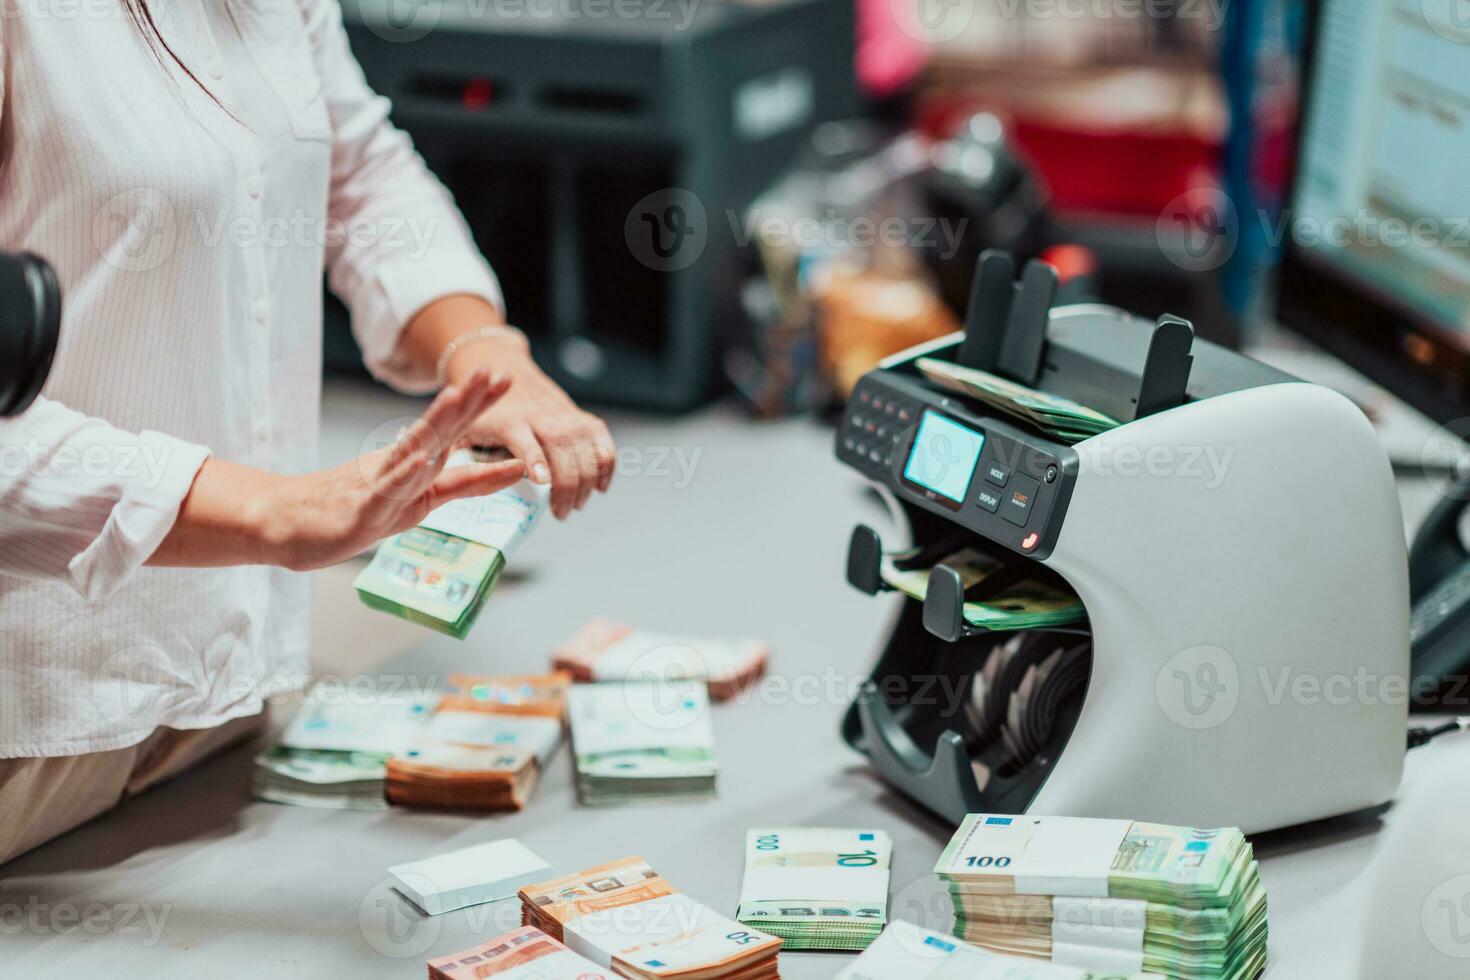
<box><xmin>447</xmin><ymin>335</ymin><xmax>616</xmax><ymax>520</ymax></box>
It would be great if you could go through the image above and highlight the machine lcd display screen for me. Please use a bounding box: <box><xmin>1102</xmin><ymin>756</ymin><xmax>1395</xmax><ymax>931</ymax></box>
<box><xmin>903</xmin><ymin>411</ymin><xmax>985</xmax><ymax>503</ymax></box>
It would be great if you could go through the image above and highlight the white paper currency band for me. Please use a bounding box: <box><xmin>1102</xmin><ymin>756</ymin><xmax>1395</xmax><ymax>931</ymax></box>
<box><xmin>1011</xmin><ymin>818</ymin><xmax>1130</xmax><ymax>897</ymax></box>
<box><xmin>1050</xmin><ymin>895</ymin><xmax>1146</xmax><ymax>952</ymax></box>
<box><xmin>1050</xmin><ymin>939</ymin><xmax>1145</xmax><ymax>975</ymax></box>
<box><xmin>419</xmin><ymin>452</ymin><xmax>548</xmax><ymax>553</ymax></box>
<box><xmin>738</xmin><ymin>867</ymin><xmax>890</xmax><ymax>905</ymax></box>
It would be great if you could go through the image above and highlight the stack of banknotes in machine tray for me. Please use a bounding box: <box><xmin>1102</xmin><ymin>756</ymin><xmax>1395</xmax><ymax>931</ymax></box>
<box><xmin>519</xmin><ymin>856</ymin><xmax>781</xmax><ymax>980</ymax></box>
<box><xmin>736</xmin><ymin>827</ymin><xmax>892</xmax><ymax>950</ymax></box>
<box><xmin>838</xmin><ymin>920</ymin><xmax>1157</xmax><ymax>979</ymax></box>
<box><xmin>916</xmin><ymin>357</ymin><xmax>1120</xmax><ymax>443</ymax></box>
<box><xmin>935</xmin><ymin>814</ymin><xmax>1267</xmax><ymax>980</ymax></box>
<box><xmin>253</xmin><ymin>673</ymin><xmax>568</xmax><ymax>812</ymax></box>
<box><xmin>355</xmin><ymin>449</ymin><xmax>549</xmax><ymax>639</ymax></box>
<box><xmin>881</xmin><ymin>545</ymin><xmax>1085</xmax><ymax>630</ymax></box>
<box><xmin>554</xmin><ymin>618</ymin><xmax>769</xmax><ymax>700</ymax></box>
<box><xmin>566</xmin><ymin>680</ymin><xmax>718</xmax><ymax>806</ymax></box>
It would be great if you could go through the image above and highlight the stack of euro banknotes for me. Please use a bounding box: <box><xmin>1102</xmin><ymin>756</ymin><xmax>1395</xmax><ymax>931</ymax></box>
<box><xmin>428</xmin><ymin>920</ymin><xmax>1157</xmax><ymax>980</ymax></box>
<box><xmin>519</xmin><ymin>856</ymin><xmax>781</xmax><ymax>980</ymax></box>
<box><xmin>355</xmin><ymin>451</ymin><xmax>549</xmax><ymax>639</ymax></box>
<box><xmin>916</xmin><ymin>357</ymin><xmax>1120</xmax><ymax>443</ymax></box>
<box><xmin>566</xmin><ymin>680</ymin><xmax>719</xmax><ymax>805</ymax></box>
<box><xmin>253</xmin><ymin>673</ymin><xmax>569</xmax><ymax>812</ymax></box>
<box><xmin>935</xmin><ymin>815</ymin><xmax>1267</xmax><ymax>980</ymax></box>
<box><xmin>735</xmin><ymin>827</ymin><xmax>892</xmax><ymax>950</ymax></box>
<box><xmin>554</xmin><ymin>618</ymin><xmax>768</xmax><ymax>700</ymax></box>
<box><xmin>880</xmin><ymin>545</ymin><xmax>1085</xmax><ymax>631</ymax></box>
<box><xmin>838</xmin><ymin>919</ymin><xmax>1157</xmax><ymax>979</ymax></box>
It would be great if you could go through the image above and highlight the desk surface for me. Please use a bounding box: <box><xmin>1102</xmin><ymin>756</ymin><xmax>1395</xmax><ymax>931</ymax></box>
<box><xmin>1</xmin><ymin>375</ymin><xmax>1464</xmax><ymax>979</ymax></box>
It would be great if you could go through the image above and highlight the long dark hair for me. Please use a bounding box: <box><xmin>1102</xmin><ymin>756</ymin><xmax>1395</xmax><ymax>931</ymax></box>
<box><xmin>123</xmin><ymin>0</ymin><xmax>234</xmax><ymax>115</ymax></box>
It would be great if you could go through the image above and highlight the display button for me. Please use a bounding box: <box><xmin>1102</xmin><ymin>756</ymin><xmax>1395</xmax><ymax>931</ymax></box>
<box><xmin>984</xmin><ymin>462</ymin><xmax>1010</xmax><ymax>487</ymax></box>
<box><xmin>975</xmin><ymin>487</ymin><xmax>1001</xmax><ymax>513</ymax></box>
<box><xmin>1002</xmin><ymin>473</ymin><xmax>1040</xmax><ymax>527</ymax></box>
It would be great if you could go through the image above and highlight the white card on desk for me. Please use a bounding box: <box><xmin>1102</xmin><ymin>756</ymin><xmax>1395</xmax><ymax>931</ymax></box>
<box><xmin>389</xmin><ymin>838</ymin><xmax>551</xmax><ymax>916</ymax></box>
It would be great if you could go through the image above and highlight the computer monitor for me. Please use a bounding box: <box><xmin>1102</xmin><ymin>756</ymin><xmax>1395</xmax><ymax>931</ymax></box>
<box><xmin>1276</xmin><ymin>0</ymin><xmax>1470</xmax><ymax>426</ymax></box>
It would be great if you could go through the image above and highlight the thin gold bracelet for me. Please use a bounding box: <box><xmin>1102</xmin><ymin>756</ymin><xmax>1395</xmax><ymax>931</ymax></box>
<box><xmin>435</xmin><ymin>324</ymin><xmax>530</xmax><ymax>387</ymax></box>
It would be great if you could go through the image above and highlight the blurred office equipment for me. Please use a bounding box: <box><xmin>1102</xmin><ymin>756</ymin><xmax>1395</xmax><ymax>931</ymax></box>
<box><xmin>728</xmin><ymin>114</ymin><xmax>1049</xmax><ymax>415</ymax></box>
<box><xmin>911</xmin><ymin>0</ymin><xmax>1245</xmax><ymax>345</ymax></box>
<box><xmin>333</xmin><ymin>0</ymin><xmax>857</xmax><ymax>411</ymax></box>
<box><xmin>0</xmin><ymin>251</ymin><xmax>61</xmax><ymax>418</ymax></box>
<box><xmin>1275</xmin><ymin>0</ymin><xmax>1470</xmax><ymax>707</ymax></box>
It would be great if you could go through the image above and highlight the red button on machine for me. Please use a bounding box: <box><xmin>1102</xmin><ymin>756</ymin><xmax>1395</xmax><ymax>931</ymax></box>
<box><xmin>1020</xmin><ymin>531</ymin><xmax>1039</xmax><ymax>551</ymax></box>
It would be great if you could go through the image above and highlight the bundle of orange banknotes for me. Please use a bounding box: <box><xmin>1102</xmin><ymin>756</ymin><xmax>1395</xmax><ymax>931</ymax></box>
<box><xmin>552</xmin><ymin>619</ymin><xmax>769</xmax><ymax>701</ymax></box>
<box><xmin>385</xmin><ymin>672</ymin><xmax>571</xmax><ymax>812</ymax></box>
<box><xmin>519</xmin><ymin>855</ymin><xmax>781</xmax><ymax>980</ymax></box>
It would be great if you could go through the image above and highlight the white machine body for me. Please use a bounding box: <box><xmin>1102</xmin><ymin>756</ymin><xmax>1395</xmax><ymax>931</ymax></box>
<box><xmin>1035</xmin><ymin>381</ymin><xmax>1407</xmax><ymax>832</ymax></box>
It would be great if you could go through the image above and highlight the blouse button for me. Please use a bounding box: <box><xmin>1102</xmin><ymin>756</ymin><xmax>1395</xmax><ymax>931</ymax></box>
<box><xmin>245</xmin><ymin>174</ymin><xmax>263</xmax><ymax>200</ymax></box>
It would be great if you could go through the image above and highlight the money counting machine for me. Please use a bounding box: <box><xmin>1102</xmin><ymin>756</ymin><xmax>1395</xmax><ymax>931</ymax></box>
<box><xmin>837</xmin><ymin>251</ymin><xmax>1407</xmax><ymax>834</ymax></box>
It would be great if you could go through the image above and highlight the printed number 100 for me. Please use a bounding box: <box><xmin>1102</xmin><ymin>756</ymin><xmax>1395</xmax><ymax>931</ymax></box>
<box><xmin>963</xmin><ymin>856</ymin><xmax>1012</xmax><ymax>868</ymax></box>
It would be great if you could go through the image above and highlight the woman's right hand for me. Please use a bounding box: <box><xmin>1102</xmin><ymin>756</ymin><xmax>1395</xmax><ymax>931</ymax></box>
<box><xmin>149</xmin><ymin>369</ymin><xmax>526</xmax><ymax>571</ymax></box>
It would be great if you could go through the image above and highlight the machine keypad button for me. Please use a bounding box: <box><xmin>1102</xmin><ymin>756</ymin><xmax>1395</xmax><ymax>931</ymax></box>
<box><xmin>976</xmin><ymin>487</ymin><xmax>1001</xmax><ymax>513</ymax></box>
<box><xmin>1002</xmin><ymin>474</ymin><xmax>1040</xmax><ymax>527</ymax></box>
<box><xmin>984</xmin><ymin>463</ymin><xmax>1010</xmax><ymax>487</ymax></box>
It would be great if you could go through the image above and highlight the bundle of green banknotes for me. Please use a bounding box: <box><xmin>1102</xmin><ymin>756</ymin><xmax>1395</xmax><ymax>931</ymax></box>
<box><xmin>736</xmin><ymin>827</ymin><xmax>892</xmax><ymax>950</ymax></box>
<box><xmin>936</xmin><ymin>814</ymin><xmax>1268</xmax><ymax>980</ymax></box>
<box><xmin>917</xmin><ymin>357</ymin><xmax>1120</xmax><ymax>443</ymax></box>
<box><xmin>880</xmin><ymin>545</ymin><xmax>1085</xmax><ymax>630</ymax></box>
<box><xmin>354</xmin><ymin>450</ymin><xmax>548</xmax><ymax>639</ymax></box>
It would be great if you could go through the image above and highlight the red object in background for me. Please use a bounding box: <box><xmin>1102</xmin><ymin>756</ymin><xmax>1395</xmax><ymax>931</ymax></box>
<box><xmin>461</xmin><ymin>78</ymin><xmax>496</xmax><ymax>111</ymax></box>
<box><xmin>856</xmin><ymin>0</ymin><xmax>927</xmax><ymax>99</ymax></box>
<box><xmin>1039</xmin><ymin>244</ymin><xmax>1097</xmax><ymax>285</ymax></box>
<box><xmin>920</xmin><ymin>94</ymin><xmax>1219</xmax><ymax>218</ymax></box>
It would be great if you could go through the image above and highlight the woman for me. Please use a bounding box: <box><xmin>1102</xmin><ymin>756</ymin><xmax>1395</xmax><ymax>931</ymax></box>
<box><xmin>0</xmin><ymin>0</ymin><xmax>614</xmax><ymax>863</ymax></box>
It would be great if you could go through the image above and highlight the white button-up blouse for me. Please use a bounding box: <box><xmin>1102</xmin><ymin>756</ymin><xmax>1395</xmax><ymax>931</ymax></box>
<box><xmin>0</xmin><ymin>0</ymin><xmax>503</xmax><ymax>756</ymax></box>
